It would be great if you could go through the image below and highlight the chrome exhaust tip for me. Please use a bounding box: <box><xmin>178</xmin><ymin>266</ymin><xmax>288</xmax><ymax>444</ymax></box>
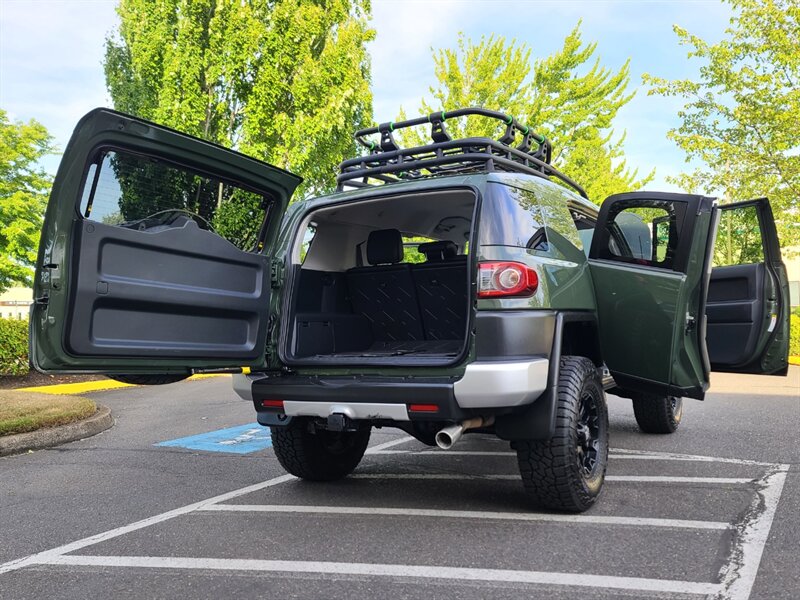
<box><xmin>435</xmin><ymin>416</ymin><xmax>495</xmax><ymax>450</ymax></box>
<box><xmin>435</xmin><ymin>424</ymin><xmax>465</xmax><ymax>450</ymax></box>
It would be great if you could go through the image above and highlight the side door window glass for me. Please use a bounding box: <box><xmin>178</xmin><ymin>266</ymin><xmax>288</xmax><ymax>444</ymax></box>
<box><xmin>79</xmin><ymin>149</ymin><xmax>271</xmax><ymax>252</ymax></box>
<box><xmin>713</xmin><ymin>205</ymin><xmax>765</xmax><ymax>266</ymax></box>
<box><xmin>603</xmin><ymin>204</ymin><xmax>681</xmax><ymax>270</ymax></box>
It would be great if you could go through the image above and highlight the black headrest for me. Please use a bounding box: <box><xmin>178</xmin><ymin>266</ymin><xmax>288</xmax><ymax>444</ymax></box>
<box><xmin>367</xmin><ymin>229</ymin><xmax>403</xmax><ymax>265</ymax></box>
<box><xmin>418</xmin><ymin>240</ymin><xmax>457</xmax><ymax>262</ymax></box>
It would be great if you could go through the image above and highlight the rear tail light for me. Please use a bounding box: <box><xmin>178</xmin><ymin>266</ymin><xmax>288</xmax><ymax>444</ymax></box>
<box><xmin>477</xmin><ymin>262</ymin><xmax>539</xmax><ymax>298</ymax></box>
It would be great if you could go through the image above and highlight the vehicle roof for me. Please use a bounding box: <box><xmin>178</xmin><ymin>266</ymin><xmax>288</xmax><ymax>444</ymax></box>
<box><xmin>299</xmin><ymin>171</ymin><xmax>599</xmax><ymax>214</ymax></box>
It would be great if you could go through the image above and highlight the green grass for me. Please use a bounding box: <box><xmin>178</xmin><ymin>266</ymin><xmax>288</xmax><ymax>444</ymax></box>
<box><xmin>0</xmin><ymin>392</ymin><xmax>96</xmax><ymax>436</ymax></box>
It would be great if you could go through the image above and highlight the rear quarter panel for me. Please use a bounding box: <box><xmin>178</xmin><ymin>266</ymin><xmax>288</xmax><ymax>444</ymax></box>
<box><xmin>477</xmin><ymin>177</ymin><xmax>597</xmax><ymax>312</ymax></box>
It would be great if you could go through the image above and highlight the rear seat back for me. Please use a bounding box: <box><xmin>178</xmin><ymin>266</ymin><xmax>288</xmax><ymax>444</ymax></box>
<box><xmin>346</xmin><ymin>229</ymin><xmax>425</xmax><ymax>341</ymax></box>
<box><xmin>412</xmin><ymin>241</ymin><xmax>469</xmax><ymax>340</ymax></box>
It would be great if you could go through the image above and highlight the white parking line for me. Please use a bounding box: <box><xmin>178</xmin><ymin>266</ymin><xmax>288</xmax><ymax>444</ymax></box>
<box><xmin>364</xmin><ymin>436</ymin><xmax>414</xmax><ymax>454</ymax></box>
<box><xmin>350</xmin><ymin>473</ymin><xmax>754</xmax><ymax>484</ymax></box>
<box><xmin>718</xmin><ymin>466</ymin><xmax>790</xmax><ymax>600</ymax></box>
<box><xmin>42</xmin><ymin>554</ymin><xmax>723</xmax><ymax>596</ymax></box>
<box><xmin>200</xmin><ymin>503</ymin><xmax>732</xmax><ymax>530</ymax></box>
<box><xmin>0</xmin><ymin>437</ymin><xmax>789</xmax><ymax>600</ymax></box>
<box><xmin>609</xmin><ymin>449</ymin><xmax>778</xmax><ymax>467</ymax></box>
<box><xmin>369</xmin><ymin>450</ymin><xmax>516</xmax><ymax>456</ymax></box>
<box><xmin>0</xmin><ymin>473</ymin><xmax>296</xmax><ymax>575</ymax></box>
<box><xmin>0</xmin><ymin>435</ymin><xmax>410</xmax><ymax>576</ymax></box>
<box><xmin>369</xmin><ymin>449</ymin><xmax>778</xmax><ymax>466</ymax></box>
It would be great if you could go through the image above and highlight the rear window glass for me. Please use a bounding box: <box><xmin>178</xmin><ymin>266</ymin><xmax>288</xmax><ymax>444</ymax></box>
<box><xmin>78</xmin><ymin>149</ymin><xmax>270</xmax><ymax>252</ymax></box>
<box><xmin>479</xmin><ymin>185</ymin><xmax>549</xmax><ymax>251</ymax></box>
<box><xmin>402</xmin><ymin>235</ymin><xmax>436</xmax><ymax>263</ymax></box>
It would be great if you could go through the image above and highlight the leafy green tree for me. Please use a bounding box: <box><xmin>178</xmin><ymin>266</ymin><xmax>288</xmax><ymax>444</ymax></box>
<box><xmin>644</xmin><ymin>0</ymin><xmax>800</xmax><ymax>249</ymax></box>
<box><xmin>399</xmin><ymin>26</ymin><xmax>653</xmax><ymax>202</ymax></box>
<box><xmin>105</xmin><ymin>0</ymin><xmax>374</xmax><ymax>199</ymax></box>
<box><xmin>0</xmin><ymin>110</ymin><xmax>54</xmax><ymax>292</ymax></box>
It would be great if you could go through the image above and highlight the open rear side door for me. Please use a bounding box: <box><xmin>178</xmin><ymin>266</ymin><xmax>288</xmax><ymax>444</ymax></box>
<box><xmin>588</xmin><ymin>192</ymin><xmax>715</xmax><ymax>400</ymax></box>
<box><xmin>31</xmin><ymin>108</ymin><xmax>301</xmax><ymax>374</ymax></box>
<box><xmin>706</xmin><ymin>199</ymin><xmax>790</xmax><ymax>375</ymax></box>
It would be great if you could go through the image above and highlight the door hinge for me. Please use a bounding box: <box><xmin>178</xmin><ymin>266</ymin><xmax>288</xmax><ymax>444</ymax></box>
<box><xmin>270</xmin><ymin>259</ymin><xmax>285</xmax><ymax>288</ymax></box>
<box><xmin>685</xmin><ymin>313</ymin><xmax>696</xmax><ymax>333</ymax></box>
<box><xmin>41</xmin><ymin>262</ymin><xmax>62</xmax><ymax>291</ymax></box>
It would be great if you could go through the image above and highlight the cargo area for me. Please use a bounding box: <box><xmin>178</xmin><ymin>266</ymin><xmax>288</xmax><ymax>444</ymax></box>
<box><xmin>282</xmin><ymin>189</ymin><xmax>476</xmax><ymax>366</ymax></box>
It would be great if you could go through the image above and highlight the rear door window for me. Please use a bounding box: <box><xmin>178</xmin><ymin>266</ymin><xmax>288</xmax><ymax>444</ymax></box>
<box><xmin>598</xmin><ymin>203</ymin><xmax>684</xmax><ymax>270</ymax></box>
<box><xmin>79</xmin><ymin>149</ymin><xmax>271</xmax><ymax>252</ymax></box>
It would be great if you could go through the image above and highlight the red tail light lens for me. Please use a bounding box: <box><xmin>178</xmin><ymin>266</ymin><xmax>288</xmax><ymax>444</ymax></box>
<box><xmin>477</xmin><ymin>262</ymin><xmax>539</xmax><ymax>298</ymax></box>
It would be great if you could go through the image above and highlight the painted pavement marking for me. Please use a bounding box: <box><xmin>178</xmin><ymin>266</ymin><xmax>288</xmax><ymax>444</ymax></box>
<box><xmin>200</xmin><ymin>503</ymin><xmax>732</xmax><ymax>530</ymax></box>
<box><xmin>0</xmin><ymin>436</ymin><xmax>410</xmax><ymax>576</ymax></box>
<box><xmin>156</xmin><ymin>423</ymin><xmax>272</xmax><ymax>454</ymax></box>
<box><xmin>42</xmin><ymin>555</ymin><xmax>722</xmax><ymax>596</ymax></box>
<box><xmin>16</xmin><ymin>373</ymin><xmax>228</xmax><ymax>395</ymax></box>
<box><xmin>0</xmin><ymin>433</ymin><xmax>790</xmax><ymax>600</ymax></box>
<box><xmin>349</xmin><ymin>473</ymin><xmax>754</xmax><ymax>485</ymax></box>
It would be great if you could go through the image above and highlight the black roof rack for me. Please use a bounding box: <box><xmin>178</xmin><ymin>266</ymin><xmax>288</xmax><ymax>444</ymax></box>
<box><xmin>336</xmin><ymin>107</ymin><xmax>588</xmax><ymax>199</ymax></box>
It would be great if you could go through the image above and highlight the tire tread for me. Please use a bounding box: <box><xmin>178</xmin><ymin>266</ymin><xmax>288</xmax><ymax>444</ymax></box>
<box><xmin>516</xmin><ymin>356</ymin><xmax>608</xmax><ymax>512</ymax></box>
<box><xmin>271</xmin><ymin>419</ymin><xmax>370</xmax><ymax>481</ymax></box>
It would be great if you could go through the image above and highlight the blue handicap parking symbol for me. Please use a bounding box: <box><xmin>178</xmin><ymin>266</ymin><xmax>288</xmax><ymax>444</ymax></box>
<box><xmin>156</xmin><ymin>423</ymin><xmax>272</xmax><ymax>454</ymax></box>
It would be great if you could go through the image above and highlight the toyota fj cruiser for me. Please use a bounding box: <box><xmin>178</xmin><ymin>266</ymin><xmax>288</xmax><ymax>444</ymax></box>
<box><xmin>31</xmin><ymin>108</ymin><xmax>791</xmax><ymax>512</ymax></box>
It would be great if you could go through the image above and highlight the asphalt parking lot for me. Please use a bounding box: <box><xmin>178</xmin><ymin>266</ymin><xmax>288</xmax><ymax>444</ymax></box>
<box><xmin>1</xmin><ymin>369</ymin><xmax>798</xmax><ymax>599</ymax></box>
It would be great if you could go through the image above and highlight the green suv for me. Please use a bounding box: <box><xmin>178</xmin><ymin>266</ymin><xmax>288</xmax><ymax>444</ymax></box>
<box><xmin>31</xmin><ymin>108</ymin><xmax>791</xmax><ymax>512</ymax></box>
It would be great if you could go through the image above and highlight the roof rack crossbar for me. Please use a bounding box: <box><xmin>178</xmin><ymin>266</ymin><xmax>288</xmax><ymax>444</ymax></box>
<box><xmin>338</xmin><ymin>148</ymin><xmax>587</xmax><ymax>199</ymax></box>
<box><xmin>341</xmin><ymin>107</ymin><xmax>586</xmax><ymax>198</ymax></box>
<box><xmin>355</xmin><ymin>107</ymin><xmax>545</xmax><ymax>145</ymax></box>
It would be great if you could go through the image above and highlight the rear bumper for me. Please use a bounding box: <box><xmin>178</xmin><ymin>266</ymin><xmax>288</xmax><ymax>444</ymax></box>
<box><xmin>234</xmin><ymin>356</ymin><xmax>549</xmax><ymax>423</ymax></box>
<box><xmin>234</xmin><ymin>310</ymin><xmax>575</xmax><ymax>434</ymax></box>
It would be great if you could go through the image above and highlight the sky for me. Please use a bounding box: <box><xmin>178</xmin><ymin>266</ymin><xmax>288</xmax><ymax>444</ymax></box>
<box><xmin>0</xmin><ymin>0</ymin><xmax>734</xmax><ymax>192</ymax></box>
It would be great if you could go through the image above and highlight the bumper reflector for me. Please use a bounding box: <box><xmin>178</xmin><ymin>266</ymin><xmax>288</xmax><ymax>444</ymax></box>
<box><xmin>408</xmin><ymin>404</ymin><xmax>439</xmax><ymax>413</ymax></box>
<box><xmin>261</xmin><ymin>399</ymin><xmax>285</xmax><ymax>410</ymax></box>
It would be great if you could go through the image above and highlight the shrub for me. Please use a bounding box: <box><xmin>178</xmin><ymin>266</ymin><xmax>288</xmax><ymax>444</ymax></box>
<box><xmin>0</xmin><ymin>318</ymin><xmax>29</xmax><ymax>376</ymax></box>
<box><xmin>790</xmin><ymin>314</ymin><xmax>800</xmax><ymax>358</ymax></box>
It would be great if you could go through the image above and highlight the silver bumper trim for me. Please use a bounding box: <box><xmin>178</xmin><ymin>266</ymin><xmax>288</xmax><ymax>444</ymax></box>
<box><xmin>232</xmin><ymin>374</ymin><xmax>254</xmax><ymax>401</ymax></box>
<box><xmin>453</xmin><ymin>358</ymin><xmax>549</xmax><ymax>408</ymax></box>
<box><xmin>283</xmin><ymin>401</ymin><xmax>410</xmax><ymax>421</ymax></box>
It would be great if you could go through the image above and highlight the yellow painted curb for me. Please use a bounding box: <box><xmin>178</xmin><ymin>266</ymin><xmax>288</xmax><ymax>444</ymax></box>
<box><xmin>17</xmin><ymin>373</ymin><xmax>230</xmax><ymax>395</ymax></box>
<box><xmin>788</xmin><ymin>356</ymin><xmax>800</xmax><ymax>366</ymax></box>
<box><xmin>17</xmin><ymin>380</ymin><xmax>134</xmax><ymax>395</ymax></box>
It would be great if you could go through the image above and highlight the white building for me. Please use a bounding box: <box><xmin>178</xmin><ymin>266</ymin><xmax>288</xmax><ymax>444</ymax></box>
<box><xmin>0</xmin><ymin>287</ymin><xmax>33</xmax><ymax>319</ymax></box>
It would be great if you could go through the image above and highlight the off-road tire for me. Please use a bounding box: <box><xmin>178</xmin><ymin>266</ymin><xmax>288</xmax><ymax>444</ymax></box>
<box><xmin>107</xmin><ymin>374</ymin><xmax>190</xmax><ymax>385</ymax></box>
<box><xmin>515</xmin><ymin>355</ymin><xmax>608</xmax><ymax>513</ymax></box>
<box><xmin>632</xmin><ymin>395</ymin><xmax>683</xmax><ymax>434</ymax></box>
<box><xmin>271</xmin><ymin>418</ymin><xmax>371</xmax><ymax>481</ymax></box>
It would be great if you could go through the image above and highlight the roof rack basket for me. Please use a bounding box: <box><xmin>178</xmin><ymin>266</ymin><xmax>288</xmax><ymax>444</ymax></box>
<box><xmin>336</xmin><ymin>107</ymin><xmax>588</xmax><ymax>199</ymax></box>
